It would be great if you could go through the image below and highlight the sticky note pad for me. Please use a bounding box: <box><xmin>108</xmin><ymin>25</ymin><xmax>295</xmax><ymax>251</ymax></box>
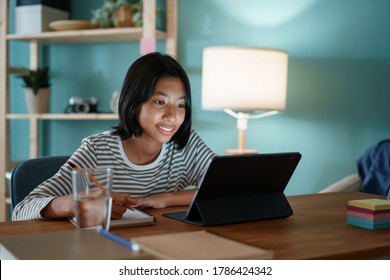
<box><xmin>347</xmin><ymin>217</ymin><xmax>390</xmax><ymax>230</ymax></box>
<box><xmin>348</xmin><ymin>199</ymin><xmax>390</xmax><ymax>211</ymax></box>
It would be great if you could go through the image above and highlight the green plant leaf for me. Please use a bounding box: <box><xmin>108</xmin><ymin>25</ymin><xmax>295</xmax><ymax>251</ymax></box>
<box><xmin>19</xmin><ymin>67</ymin><xmax>50</xmax><ymax>95</ymax></box>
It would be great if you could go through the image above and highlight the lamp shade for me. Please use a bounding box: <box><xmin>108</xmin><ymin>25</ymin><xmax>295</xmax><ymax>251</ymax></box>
<box><xmin>202</xmin><ymin>47</ymin><xmax>288</xmax><ymax>112</ymax></box>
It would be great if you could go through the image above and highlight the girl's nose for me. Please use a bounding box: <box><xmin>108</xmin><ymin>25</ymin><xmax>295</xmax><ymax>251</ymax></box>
<box><xmin>163</xmin><ymin>105</ymin><xmax>177</xmax><ymax>122</ymax></box>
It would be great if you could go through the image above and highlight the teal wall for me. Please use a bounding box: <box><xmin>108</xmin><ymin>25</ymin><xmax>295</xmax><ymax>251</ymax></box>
<box><xmin>8</xmin><ymin>0</ymin><xmax>390</xmax><ymax>195</ymax></box>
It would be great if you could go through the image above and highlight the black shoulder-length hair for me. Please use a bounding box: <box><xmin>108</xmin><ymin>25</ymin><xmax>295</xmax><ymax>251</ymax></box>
<box><xmin>112</xmin><ymin>52</ymin><xmax>192</xmax><ymax>150</ymax></box>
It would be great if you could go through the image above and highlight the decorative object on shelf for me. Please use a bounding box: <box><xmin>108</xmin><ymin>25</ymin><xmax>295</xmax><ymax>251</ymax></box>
<box><xmin>15</xmin><ymin>0</ymin><xmax>70</xmax><ymax>34</ymax></box>
<box><xmin>19</xmin><ymin>67</ymin><xmax>51</xmax><ymax>114</ymax></box>
<box><xmin>91</xmin><ymin>0</ymin><xmax>142</xmax><ymax>28</ymax></box>
<box><xmin>131</xmin><ymin>1</ymin><xmax>143</xmax><ymax>27</ymax></box>
<box><xmin>113</xmin><ymin>4</ymin><xmax>133</xmax><ymax>27</ymax></box>
<box><xmin>202</xmin><ymin>47</ymin><xmax>288</xmax><ymax>155</ymax></box>
<box><xmin>64</xmin><ymin>97</ymin><xmax>99</xmax><ymax>114</ymax></box>
<box><xmin>23</xmin><ymin>88</ymin><xmax>50</xmax><ymax>114</ymax></box>
<box><xmin>49</xmin><ymin>20</ymin><xmax>95</xmax><ymax>31</ymax></box>
<box><xmin>110</xmin><ymin>91</ymin><xmax>120</xmax><ymax>113</ymax></box>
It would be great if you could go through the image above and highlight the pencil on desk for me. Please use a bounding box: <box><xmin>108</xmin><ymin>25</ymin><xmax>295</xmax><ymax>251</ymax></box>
<box><xmin>67</xmin><ymin>161</ymin><xmax>104</xmax><ymax>190</ymax></box>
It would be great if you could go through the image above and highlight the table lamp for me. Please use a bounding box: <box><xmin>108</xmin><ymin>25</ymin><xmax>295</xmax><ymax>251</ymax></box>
<box><xmin>201</xmin><ymin>46</ymin><xmax>288</xmax><ymax>154</ymax></box>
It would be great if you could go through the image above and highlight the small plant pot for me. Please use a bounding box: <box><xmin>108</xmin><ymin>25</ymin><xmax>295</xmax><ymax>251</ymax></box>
<box><xmin>113</xmin><ymin>5</ymin><xmax>133</xmax><ymax>27</ymax></box>
<box><xmin>24</xmin><ymin>88</ymin><xmax>51</xmax><ymax>114</ymax></box>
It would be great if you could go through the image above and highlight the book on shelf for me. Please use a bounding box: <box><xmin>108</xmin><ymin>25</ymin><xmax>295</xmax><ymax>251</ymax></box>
<box><xmin>69</xmin><ymin>208</ymin><xmax>156</xmax><ymax>229</ymax></box>
<box><xmin>132</xmin><ymin>230</ymin><xmax>274</xmax><ymax>260</ymax></box>
<box><xmin>0</xmin><ymin>229</ymin><xmax>150</xmax><ymax>260</ymax></box>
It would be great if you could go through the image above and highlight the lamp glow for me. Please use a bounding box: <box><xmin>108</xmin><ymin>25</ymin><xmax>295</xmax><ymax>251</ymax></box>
<box><xmin>201</xmin><ymin>46</ymin><xmax>288</xmax><ymax>154</ymax></box>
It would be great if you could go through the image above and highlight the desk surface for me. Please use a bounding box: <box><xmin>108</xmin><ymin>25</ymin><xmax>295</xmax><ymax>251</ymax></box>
<box><xmin>1</xmin><ymin>192</ymin><xmax>390</xmax><ymax>260</ymax></box>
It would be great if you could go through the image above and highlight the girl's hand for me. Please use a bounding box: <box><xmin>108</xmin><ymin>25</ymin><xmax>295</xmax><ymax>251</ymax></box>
<box><xmin>134</xmin><ymin>189</ymin><xmax>195</xmax><ymax>209</ymax></box>
<box><xmin>134</xmin><ymin>193</ymin><xmax>169</xmax><ymax>209</ymax></box>
<box><xmin>111</xmin><ymin>192</ymin><xmax>137</xmax><ymax>219</ymax></box>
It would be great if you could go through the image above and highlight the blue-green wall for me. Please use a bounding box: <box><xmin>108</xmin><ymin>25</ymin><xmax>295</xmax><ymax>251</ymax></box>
<box><xmin>8</xmin><ymin>0</ymin><xmax>390</xmax><ymax>195</ymax></box>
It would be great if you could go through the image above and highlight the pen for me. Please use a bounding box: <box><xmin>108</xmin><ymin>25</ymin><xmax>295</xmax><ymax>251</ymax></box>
<box><xmin>67</xmin><ymin>161</ymin><xmax>104</xmax><ymax>190</ymax></box>
<box><xmin>98</xmin><ymin>229</ymin><xmax>140</xmax><ymax>251</ymax></box>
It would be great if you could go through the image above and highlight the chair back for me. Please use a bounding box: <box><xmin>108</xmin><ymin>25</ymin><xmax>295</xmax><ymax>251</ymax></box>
<box><xmin>11</xmin><ymin>156</ymin><xmax>69</xmax><ymax>208</ymax></box>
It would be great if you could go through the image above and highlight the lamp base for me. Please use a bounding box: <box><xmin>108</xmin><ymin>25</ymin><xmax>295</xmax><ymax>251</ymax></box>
<box><xmin>225</xmin><ymin>149</ymin><xmax>257</xmax><ymax>155</ymax></box>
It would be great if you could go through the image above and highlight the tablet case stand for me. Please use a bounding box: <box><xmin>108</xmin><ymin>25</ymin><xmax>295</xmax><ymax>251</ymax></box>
<box><xmin>164</xmin><ymin>192</ymin><xmax>293</xmax><ymax>226</ymax></box>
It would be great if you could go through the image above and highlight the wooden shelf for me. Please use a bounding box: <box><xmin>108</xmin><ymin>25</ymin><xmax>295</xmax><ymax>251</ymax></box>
<box><xmin>6</xmin><ymin>27</ymin><xmax>167</xmax><ymax>44</ymax></box>
<box><xmin>6</xmin><ymin>113</ymin><xmax>118</xmax><ymax>120</ymax></box>
<box><xmin>0</xmin><ymin>0</ymin><xmax>178</xmax><ymax>222</ymax></box>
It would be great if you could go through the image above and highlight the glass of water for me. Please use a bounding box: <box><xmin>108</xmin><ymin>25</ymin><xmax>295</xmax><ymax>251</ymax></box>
<box><xmin>72</xmin><ymin>167</ymin><xmax>113</xmax><ymax>230</ymax></box>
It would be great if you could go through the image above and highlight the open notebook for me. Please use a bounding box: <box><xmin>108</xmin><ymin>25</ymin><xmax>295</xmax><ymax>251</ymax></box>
<box><xmin>111</xmin><ymin>208</ymin><xmax>156</xmax><ymax>228</ymax></box>
<box><xmin>70</xmin><ymin>208</ymin><xmax>156</xmax><ymax>229</ymax></box>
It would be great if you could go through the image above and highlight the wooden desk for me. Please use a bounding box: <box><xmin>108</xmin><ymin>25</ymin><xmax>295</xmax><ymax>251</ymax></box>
<box><xmin>1</xmin><ymin>192</ymin><xmax>390</xmax><ymax>259</ymax></box>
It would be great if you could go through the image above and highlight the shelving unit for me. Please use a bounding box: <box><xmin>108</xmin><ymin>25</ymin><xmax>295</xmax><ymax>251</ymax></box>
<box><xmin>0</xmin><ymin>0</ymin><xmax>178</xmax><ymax>221</ymax></box>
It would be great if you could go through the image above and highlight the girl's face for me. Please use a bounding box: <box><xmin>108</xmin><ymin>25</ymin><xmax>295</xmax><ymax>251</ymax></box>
<box><xmin>137</xmin><ymin>76</ymin><xmax>186</xmax><ymax>145</ymax></box>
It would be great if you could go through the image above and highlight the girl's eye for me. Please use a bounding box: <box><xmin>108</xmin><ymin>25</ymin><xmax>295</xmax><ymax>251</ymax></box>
<box><xmin>177</xmin><ymin>104</ymin><xmax>186</xmax><ymax>109</ymax></box>
<box><xmin>155</xmin><ymin>100</ymin><xmax>165</xmax><ymax>105</ymax></box>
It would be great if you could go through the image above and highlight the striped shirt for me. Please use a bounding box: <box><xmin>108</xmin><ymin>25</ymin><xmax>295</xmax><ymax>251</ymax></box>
<box><xmin>12</xmin><ymin>129</ymin><xmax>216</xmax><ymax>221</ymax></box>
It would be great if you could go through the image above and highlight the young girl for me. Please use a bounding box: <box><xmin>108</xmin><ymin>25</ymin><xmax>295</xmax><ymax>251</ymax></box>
<box><xmin>12</xmin><ymin>52</ymin><xmax>216</xmax><ymax>221</ymax></box>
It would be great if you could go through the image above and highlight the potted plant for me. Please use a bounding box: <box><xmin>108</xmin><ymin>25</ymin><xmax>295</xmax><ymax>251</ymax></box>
<box><xmin>19</xmin><ymin>67</ymin><xmax>51</xmax><ymax>114</ymax></box>
<box><xmin>91</xmin><ymin>0</ymin><xmax>142</xmax><ymax>28</ymax></box>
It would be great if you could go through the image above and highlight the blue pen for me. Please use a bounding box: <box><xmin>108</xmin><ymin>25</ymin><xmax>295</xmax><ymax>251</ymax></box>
<box><xmin>98</xmin><ymin>229</ymin><xmax>140</xmax><ymax>251</ymax></box>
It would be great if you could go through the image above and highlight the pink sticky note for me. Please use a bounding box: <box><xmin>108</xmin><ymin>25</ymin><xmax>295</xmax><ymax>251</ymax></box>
<box><xmin>140</xmin><ymin>38</ymin><xmax>157</xmax><ymax>55</ymax></box>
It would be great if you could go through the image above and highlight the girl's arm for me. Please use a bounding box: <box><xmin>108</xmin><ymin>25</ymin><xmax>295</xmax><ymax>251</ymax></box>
<box><xmin>134</xmin><ymin>189</ymin><xmax>196</xmax><ymax>208</ymax></box>
<box><xmin>40</xmin><ymin>194</ymin><xmax>74</xmax><ymax>218</ymax></box>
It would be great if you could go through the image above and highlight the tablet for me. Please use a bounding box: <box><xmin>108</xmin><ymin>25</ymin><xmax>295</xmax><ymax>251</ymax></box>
<box><xmin>163</xmin><ymin>152</ymin><xmax>302</xmax><ymax>226</ymax></box>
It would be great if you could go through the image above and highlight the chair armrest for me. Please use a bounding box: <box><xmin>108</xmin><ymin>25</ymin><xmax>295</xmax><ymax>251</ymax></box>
<box><xmin>319</xmin><ymin>174</ymin><xmax>361</xmax><ymax>193</ymax></box>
